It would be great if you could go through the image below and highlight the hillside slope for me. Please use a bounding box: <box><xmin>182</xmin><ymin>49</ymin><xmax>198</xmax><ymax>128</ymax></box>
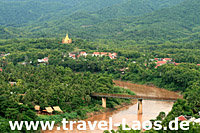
<box><xmin>0</xmin><ymin>0</ymin><xmax>184</xmax><ymax>27</ymax></box>
<box><xmin>0</xmin><ymin>0</ymin><xmax>125</xmax><ymax>26</ymax></box>
<box><xmin>78</xmin><ymin>0</ymin><xmax>200</xmax><ymax>43</ymax></box>
<box><xmin>92</xmin><ymin>0</ymin><xmax>184</xmax><ymax>20</ymax></box>
<box><xmin>1</xmin><ymin>0</ymin><xmax>199</xmax><ymax>44</ymax></box>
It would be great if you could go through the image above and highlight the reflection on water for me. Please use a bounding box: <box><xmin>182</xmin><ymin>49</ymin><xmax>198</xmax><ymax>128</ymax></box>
<box><xmin>44</xmin><ymin>80</ymin><xmax>181</xmax><ymax>133</ymax></box>
<box><xmin>84</xmin><ymin>100</ymin><xmax>173</xmax><ymax>132</ymax></box>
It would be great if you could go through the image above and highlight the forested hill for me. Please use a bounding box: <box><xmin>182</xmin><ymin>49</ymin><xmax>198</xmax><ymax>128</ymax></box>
<box><xmin>1</xmin><ymin>0</ymin><xmax>199</xmax><ymax>44</ymax></box>
<box><xmin>0</xmin><ymin>0</ymin><xmax>125</xmax><ymax>26</ymax></box>
<box><xmin>92</xmin><ymin>0</ymin><xmax>185</xmax><ymax>20</ymax></box>
<box><xmin>0</xmin><ymin>0</ymin><xmax>183</xmax><ymax>27</ymax></box>
<box><xmin>83</xmin><ymin>0</ymin><xmax>200</xmax><ymax>43</ymax></box>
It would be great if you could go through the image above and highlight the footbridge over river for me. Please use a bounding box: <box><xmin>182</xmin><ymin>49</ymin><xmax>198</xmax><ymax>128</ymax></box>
<box><xmin>91</xmin><ymin>93</ymin><xmax>181</xmax><ymax>114</ymax></box>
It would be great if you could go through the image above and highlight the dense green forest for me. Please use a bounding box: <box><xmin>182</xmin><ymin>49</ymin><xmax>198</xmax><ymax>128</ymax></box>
<box><xmin>1</xmin><ymin>0</ymin><xmax>200</xmax><ymax>44</ymax></box>
<box><xmin>0</xmin><ymin>39</ymin><xmax>137</xmax><ymax>132</ymax></box>
<box><xmin>0</xmin><ymin>0</ymin><xmax>184</xmax><ymax>27</ymax></box>
<box><xmin>0</xmin><ymin>38</ymin><xmax>200</xmax><ymax>132</ymax></box>
<box><xmin>0</xmin><ymin>0</ymin><xmax>200</xmax><ymax>132</ymax></box>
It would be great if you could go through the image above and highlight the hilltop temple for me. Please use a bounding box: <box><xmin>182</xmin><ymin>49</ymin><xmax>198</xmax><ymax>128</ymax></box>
<box><xmin>62</xmin><ymin>33</ymin><xmax>72</xmax><ymax>44</ymax></box>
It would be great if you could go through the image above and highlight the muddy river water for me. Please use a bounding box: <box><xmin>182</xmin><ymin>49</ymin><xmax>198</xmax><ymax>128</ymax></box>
<box><xmin>44</xmin><ymin>80</ymin><xmax>182</xmax><ymax>133</ymax></box>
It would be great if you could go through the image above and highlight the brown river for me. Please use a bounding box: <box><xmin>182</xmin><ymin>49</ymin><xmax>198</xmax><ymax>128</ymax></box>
<box><xmin>44</xmin><ymin>80</ymin><xmax>182</xmax><ymax>133</ymax></box>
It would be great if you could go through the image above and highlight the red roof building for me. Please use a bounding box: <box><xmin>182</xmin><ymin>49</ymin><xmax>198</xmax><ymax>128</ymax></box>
<box><xmin>43</xmin><ymin>57</ymin><xmax>48</xmax><ymax>62</ymax></box>
<box><xmin>156</xmin><ymin>61</ymin><xmax>167</xmax><ymax>65</ymax></box>
<box><xmin>155</xmin><ymin>64</ymin><xmax>161</xmax><ymax>69</ymax></box>
<box><xmin>178</xmin><ymin>115</ymin><xmax>187</xmax><ymax>121</ymax></box>
<box><xmin>79</xmin><ymin>52</ymin><xmax>87</xmax><ymax>58</ymax></box>
<box><xmin>69</xmin><ymin>53</ymin><xmax>76</xmax><ymax>59</ymax></box>
<box><xmin>0</xmin><ymin>68</ymin><xmax>2</xmax><ymax>72</ymax></box>
<box><xmin>163</xmin><ymin>58</ymin><xmax>172</xmax><ymax>61</ymax></box>
<box><xmin>38</xmin><ymin>57</ymin><xmax>49</xmax><ymax>63</ymax></box>
<box><xmin>80</xmin><ymin>52</ymin><xmax>87</xmax><ymax>55</ymax></box>
<box><xmin>109</xmin><ymin>56</ymin><xmax>114</xmax><ymax>59</ymax></box>
<box><xmin>113</xmin><ymin>53</ymin><xmax>117</xmax><ymax>56</ymax></box>
<box><xmin>72</xmin><ymin>55</ymin><xmax>75</xmax><ymax>58</ymax></box>
<box><xmin>155</xmin><ymin>61</ymin><xmax>167</xmax><ymax>68</ymax></box>
<box><xmin>100</xmin><ymin>52</ymin><xmax>108</xmax><ymax>56</ymax></box>
<box><xmin>155</xmin><ymin>58</ymin><xmax>159</xmax><ymax>61</ymax></box>
<box><xmin>92</xmin><ymin>52</ymin><xmax>100</xmax><ymax>56</ymax></box>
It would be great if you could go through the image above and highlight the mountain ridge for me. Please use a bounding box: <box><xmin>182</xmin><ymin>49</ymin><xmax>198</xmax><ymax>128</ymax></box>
<box><xmin>1</xmin><ymin>0</ymin><xmax>199</xmax><ymax>44</ymax></box>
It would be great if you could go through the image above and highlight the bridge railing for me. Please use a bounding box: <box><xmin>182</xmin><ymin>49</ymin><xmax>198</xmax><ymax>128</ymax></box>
<box><xmin>91</xmin><ymin>93</ymin><xmax>180</xmax><ymax>101</ymax></box>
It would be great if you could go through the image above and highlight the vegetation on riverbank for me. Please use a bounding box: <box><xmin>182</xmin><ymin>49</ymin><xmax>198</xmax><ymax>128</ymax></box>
<box><xmin>1</xmin><ymin>0</ymin><xmax>200</xmax><ymax>132</ymax></box>
<box><xmin>0</xmin><ymin>63</ymin><xmax>135</xmax><ymax>132</ymax></box>
<box><xmin>1</xmin><ymin>38</ymin><xmax>199</xmax><ymax>132</ymax></box>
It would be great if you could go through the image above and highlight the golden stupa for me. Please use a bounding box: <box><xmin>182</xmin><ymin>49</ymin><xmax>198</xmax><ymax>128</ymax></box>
<box><xmin>62</xmin><ymin>33</ymin><xmax>72</xmax><ymax>44</ymax></box>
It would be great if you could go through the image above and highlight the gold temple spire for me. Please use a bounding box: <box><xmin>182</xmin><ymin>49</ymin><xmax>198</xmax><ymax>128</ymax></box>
<box><xmin>65</xmin><ymin>33</ymin><xmax>70</xmax><ymax>40</ymax></box>
<box><xmin>62</xmin><ymin>33</ymin><xmax>72</xmax><ymax>44</ymax></box>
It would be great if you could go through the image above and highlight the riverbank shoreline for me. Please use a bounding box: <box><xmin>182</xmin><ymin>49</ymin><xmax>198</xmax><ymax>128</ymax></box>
<box><xmin>42</xmin><ymin>100</ymin><xmax>137</xmax><ymax>133</ymax></box>
<box><xmin>43</xmin><ymin>80</ymin><xmax>181</xmax><ymax>132</ymax></box>
<box><xmin>86</xmin><ymin>99</ymin><xmax>137</xmax><ymax>118</ymax></box>
<box><xmin>113</xmin><ymin>79</ymin><xmax>183</xmax><ymax>96</ymax></box>
<box><xmin>113</xmin><ymin>80</ymin><xmax>182</xmax><ymax>98</ymax></box>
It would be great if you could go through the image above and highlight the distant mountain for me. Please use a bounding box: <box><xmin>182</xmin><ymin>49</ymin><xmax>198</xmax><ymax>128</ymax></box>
<box><xmin>0</xmin><ymin>0</ymin><xmax>125</xmax><ymax>26</ymax></box>
<box><xmin>92</xmin><ymin>0</ymin><xmax>185</xmax><ymax>20</ymax></box>
<box><xmin>76</xmin><ymin>0</ymin><xmax>200</xmax><ymax>43</ymax></box>
<box><xmin>0</xmin><ymin>0</ymin><xmax>184</xmax><ymax>27</ymax></box>
<box><xmin>1</xmin><ymin>0</ymin><xmax>199</xmax><ymax>44</ymax></box>
<box><xmin>0</xmin><ymin>0</ymin><xmax>67</xmax><ymax>26</ymax></box>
